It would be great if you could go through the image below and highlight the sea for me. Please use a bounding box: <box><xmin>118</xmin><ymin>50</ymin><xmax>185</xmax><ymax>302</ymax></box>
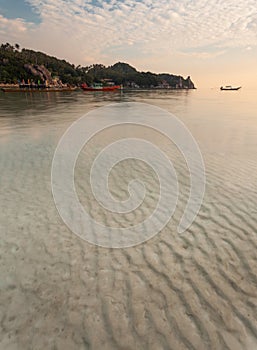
<box><xmin>0</xmin><ymin>88</ymin><xmax>256</xmax><ymax>349</ymax></box>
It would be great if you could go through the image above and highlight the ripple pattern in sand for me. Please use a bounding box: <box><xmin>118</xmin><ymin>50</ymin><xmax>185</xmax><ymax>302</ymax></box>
<box><xmin>1</xmin><ymin>102</ymin><xmax>257</xmax><ymax>350</ymax></box>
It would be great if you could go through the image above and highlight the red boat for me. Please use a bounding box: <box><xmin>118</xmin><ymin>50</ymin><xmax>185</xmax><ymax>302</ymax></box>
<box><xmin>81</xmin><ymin>82</ymin><xmax>121</xmax><ymax>91</ymax></box>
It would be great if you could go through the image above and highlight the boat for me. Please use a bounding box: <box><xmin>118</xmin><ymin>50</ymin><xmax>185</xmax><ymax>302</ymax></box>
<box><xmin>1</xmin><ymin>84</ymin><xmax>77</xmax><ymax>93</ymax></box>
<box><xmin>220</xmin><ymin>86</ymin><xmax>241</xmax><ymax>91</ymax></box>
<box><xmin>81</xmin><ymin>82</ymin><xmax>121</xmax><ymax>91</ymax></box>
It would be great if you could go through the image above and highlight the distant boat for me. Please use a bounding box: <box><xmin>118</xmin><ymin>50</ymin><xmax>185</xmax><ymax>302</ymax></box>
<box><xmin>220</xmin><ymin>86</ymin><xmax>241</xmax><ymax>91</ymax></box>
<box><xmin>81</xmin><ymin>82</ymin><xmax>121</xmax><ymax>91</ymax></box>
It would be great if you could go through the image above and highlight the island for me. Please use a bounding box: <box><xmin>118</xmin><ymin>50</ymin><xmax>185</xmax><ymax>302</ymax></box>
<box><xmin>0</xmin><ymin>43</ymin><xmax>195</xmax><ymax>90</ymax></box>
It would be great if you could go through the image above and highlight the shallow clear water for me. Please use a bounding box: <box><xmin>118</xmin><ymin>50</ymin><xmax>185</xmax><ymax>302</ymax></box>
<box><xmin>0</xmin><ymin>89</ymin><xmax>257</xmax><ymax>349</ymax></box>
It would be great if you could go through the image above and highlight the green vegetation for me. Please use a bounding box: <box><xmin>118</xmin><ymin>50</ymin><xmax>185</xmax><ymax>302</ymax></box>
<box><xmin>0</xmin><ymin>43</ymin><xmax>195</xmax><ymax>88</ymax></box>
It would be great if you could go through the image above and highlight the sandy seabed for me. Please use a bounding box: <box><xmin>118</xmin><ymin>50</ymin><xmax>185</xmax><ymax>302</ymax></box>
<box><xmin>1</xmin><ymin>132</ymin><xmax>257</xmax><ymax>350</ymax></box>
<box><xmin>0</xmin><ymin>91</ymin><xmax>257</xmax><ymax>350</ymax></box>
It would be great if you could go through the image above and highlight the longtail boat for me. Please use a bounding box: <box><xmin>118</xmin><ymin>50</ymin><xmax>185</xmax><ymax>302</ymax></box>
<box><xmin>81</xmin><ymin>83</ymin><xmax>121</xmax><ymax>91</ymax></box>
<box><xmin>220</xmin><ymin>86</ymin><xmax>241</xmax><ymax>91</ymax></box>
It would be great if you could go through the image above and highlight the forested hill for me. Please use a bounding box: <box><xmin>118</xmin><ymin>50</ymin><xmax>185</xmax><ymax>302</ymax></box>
<box><xmin>0</xmin><ymin>43</ymin><xmax>195</xmax><ymax>89</ymax></box>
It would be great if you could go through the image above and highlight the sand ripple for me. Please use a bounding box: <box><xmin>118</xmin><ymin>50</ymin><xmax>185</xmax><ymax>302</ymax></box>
<box><xmin>0</xmin><ymin>96</ymin><xmax>257</xmax><ymax>349</ymax></box>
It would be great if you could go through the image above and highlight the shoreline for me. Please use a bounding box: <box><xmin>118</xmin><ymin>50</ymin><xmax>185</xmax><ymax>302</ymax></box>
<box><xmin>0</xmin><ymin>83</ymin><xmax>196</xmax><ymax>93</ymax></box>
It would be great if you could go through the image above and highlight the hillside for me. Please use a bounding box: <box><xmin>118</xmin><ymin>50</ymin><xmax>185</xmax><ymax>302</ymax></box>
<box><xmin>0</xmin><ymin>43</ymin><xmax>195</xmax><ymax>88</ymax></box>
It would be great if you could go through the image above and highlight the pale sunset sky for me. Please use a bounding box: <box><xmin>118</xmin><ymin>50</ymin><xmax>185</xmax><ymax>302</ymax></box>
<box><xmin>0</xmin><ymin>0</ymin><xmax>256</xmax><ymax>88</ymax></box>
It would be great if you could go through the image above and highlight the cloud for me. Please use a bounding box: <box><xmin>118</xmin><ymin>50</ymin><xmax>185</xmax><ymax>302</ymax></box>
<box><xmin>0</xmin><ymin>0</ymin><xmax>256</xmax><ymax>67</ymax></box>
<box><xmin>0</xmin><ymin>14</ymin><xmax>35</xmax><ymax>40</ymax></box>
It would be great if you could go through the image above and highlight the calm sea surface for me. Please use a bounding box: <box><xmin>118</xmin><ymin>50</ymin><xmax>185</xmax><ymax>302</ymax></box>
<box><xmin>0</xmin><ymin>89</ymin><xmax>257</xmax><ymax>349</ymax></box>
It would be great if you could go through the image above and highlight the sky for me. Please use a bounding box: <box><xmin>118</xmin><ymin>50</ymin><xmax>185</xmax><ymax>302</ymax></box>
<box><xmin>0</xmin><ymin>0</ymin><xmax>256</xmax><ymax>87</ymax></box>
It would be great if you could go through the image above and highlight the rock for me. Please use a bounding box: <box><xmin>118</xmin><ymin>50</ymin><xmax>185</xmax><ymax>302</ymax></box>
<box><xmin>35</xmin><ymin>65</ymin><xmax>53</xmax><ymax>83</ymax></box>
<box><xmin>185</xmin><ymin>76</ymin><xmax>195</xmax><ymax>89</ymax></box>
<box><xmin>24</xmin><ymin>64</ymin><xmax>53</xmax><ymax>83</ymax></box>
